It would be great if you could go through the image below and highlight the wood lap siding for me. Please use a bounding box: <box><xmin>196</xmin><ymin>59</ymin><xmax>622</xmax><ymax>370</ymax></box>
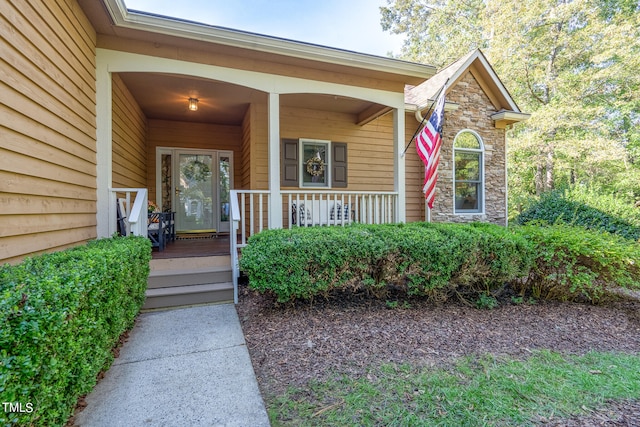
<box><xmin>112</xmin><ymin>74</ymin><xmax>147</xmax><ymax>188</ymax></box>
<box><xmin>249</xmin><ymin>102</ymin><xmax>269</xmax><ymax>190</ymax></box>
<box><xmin>0</xmin><ymin>0</ymin><xmax>97</xmax><ymax>264</ymax></box>
<box><xmin>404</xmin><ymin>115</ymin><xmax>427</xmax><ymax>222</ymax></box>
<box><xmin>279</xmin><ymin>106</ymin><xmax>395</xmax><ymax>191</ymax></box>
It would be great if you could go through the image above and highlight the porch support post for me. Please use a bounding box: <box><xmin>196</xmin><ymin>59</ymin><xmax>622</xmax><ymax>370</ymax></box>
<box><xmin>394</xmin><ymin>107</ymin><xmax>406</xmax><ymax>223</ymax></box>
<box><xmin>268</xmin><ymin>92</ymin><xmax>283</xmax><ymax>229</ymax></box>
<box><xmin>95</xmin><ymin>53</ymin><xmax>113</xmax><ymax>238</ymax></box>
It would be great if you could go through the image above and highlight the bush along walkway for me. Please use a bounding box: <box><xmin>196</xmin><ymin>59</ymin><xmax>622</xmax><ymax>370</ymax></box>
<box><xmin>0</xmin><ymin>237</ymin><xmax>150</xmax><ymax>427</ymax></box>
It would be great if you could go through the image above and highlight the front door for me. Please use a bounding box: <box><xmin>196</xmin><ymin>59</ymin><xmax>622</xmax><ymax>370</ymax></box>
<box><xmin>176</xmin><ymin>150</ymin><xmax>215</xmax><ymax>233</ymax></box>
<box><xmin>157</xmin><ymin>148</ymin><xmax>233</xmax><ymax>235</ymax></box>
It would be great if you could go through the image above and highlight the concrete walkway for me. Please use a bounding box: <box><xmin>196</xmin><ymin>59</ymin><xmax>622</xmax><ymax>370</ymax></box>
<box><xmin>74</xmin><ymin>304</ymin><xmax>270</xmax><ymax>427</ymax></box>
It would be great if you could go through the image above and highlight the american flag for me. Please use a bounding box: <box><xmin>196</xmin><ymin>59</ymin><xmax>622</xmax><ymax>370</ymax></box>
<box><xmin>415</xmin><ymin>86</ymin><xmax>446</xmax><ymax>209</ymax></box>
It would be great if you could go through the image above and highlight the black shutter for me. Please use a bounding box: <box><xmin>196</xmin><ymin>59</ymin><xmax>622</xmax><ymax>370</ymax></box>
<box><xmin>332</xmin><ymin>142</ymin><xmax>348</xmax><ymax>188</ymax></box>
<box><xmin>281</xmin><ymin>139</ymin><xmax>299</xmax><ymax>187</ymax></box>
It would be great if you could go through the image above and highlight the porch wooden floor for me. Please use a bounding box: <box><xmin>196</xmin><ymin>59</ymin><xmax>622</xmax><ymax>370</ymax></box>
<box><xmin>151</xmin><ymin>235</ymin><xmax>231</xmax><ymax>259</ymax></box>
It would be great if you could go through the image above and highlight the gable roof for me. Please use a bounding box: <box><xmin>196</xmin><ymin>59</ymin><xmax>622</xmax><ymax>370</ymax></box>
<box><xmin>406</xmin><ymin>49</ymin><xmax>529</xmax><ymax>126</ymax></box>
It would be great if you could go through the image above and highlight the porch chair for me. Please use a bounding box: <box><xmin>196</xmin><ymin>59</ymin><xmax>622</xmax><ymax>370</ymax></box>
<box><xmin>116</xmin><ymin>198</ymin><xmax>129</xmax><ymax>236</ymax></box>
<box><xmin>329</xmin><ymin>203</ymin><xmax>352</xmax><ymax>224</ymax></box>
<box><xmin>291</xmin><ymin>202</ymin><xmax>312</xmax><ymax>226</ymax></box>
<box><xmin>147</xmin><ymin>212</ymin><xmax>166</xmax><ymax>250</ymax></box>
<box><xmin>163</xmin><ymin>211</ymin><xmax>176</xmax><ymax>242</ymax></box>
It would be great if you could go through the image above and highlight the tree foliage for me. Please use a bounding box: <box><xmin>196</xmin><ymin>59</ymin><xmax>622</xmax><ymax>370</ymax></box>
<box><xmin>381</xmin><ymin>0</ymin><xmax>640</xmax><ymax>206</ymax></box>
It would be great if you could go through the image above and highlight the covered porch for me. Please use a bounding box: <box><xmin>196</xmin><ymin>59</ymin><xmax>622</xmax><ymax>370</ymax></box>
<box><xmin>113</xmin><ymin>183</ymin><xmax>403</xmax><ymax>309</ymax></box>
<box><xmin>90</xmin><ymin>13</ymin><xmax>435</xmax><ymax>308</ymax></box>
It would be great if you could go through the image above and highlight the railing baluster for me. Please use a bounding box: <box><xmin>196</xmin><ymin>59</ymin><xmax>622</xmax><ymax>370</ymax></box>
<box><xmin>304</xmin><ymin>193</ymin><xmax>309</xmax><ymax>226</ymax></box>
<box><xmin>241</xmin><ymin>192</ymin><xmax>246</xmax><ymax>245</ymax></box>
<box><xmin>366</xmin><ymin>194</ymin><xmax>373</xmax><ymax>224</ymax></box>
<box><xmin>386</xmin><ymin>194</ymin><xmax>389</xmax><ymax>223</ymax></box>
<box><xmin>250</xmin><ymin>193</ymin><xmax>255</xmax><ymax>236</ymax></box>
<box><xmin>287</xmin><ymin>193</ymin><xmax>291</xmax><ymax>229</ymax></box>
<box><xmin>383</xmin><ymin>195</ymin><xmax>387</xmax><ymax>223</ymax></box>
<box><xmin>258</xmin><ymin>193</ymin><xmax>264</xmax><ymax>232</ymax></box>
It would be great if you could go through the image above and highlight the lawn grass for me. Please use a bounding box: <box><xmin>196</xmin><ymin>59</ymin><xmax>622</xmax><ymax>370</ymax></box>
<box><xmin>268</xmin><ymin>350</ymin><xmax>640</xmax><ymax>426</ymax></box>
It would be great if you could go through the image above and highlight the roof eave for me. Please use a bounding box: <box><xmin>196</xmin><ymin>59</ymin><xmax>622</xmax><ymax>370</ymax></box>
<box><xmin>103</xmin><ymin>0</ymin><xmax>436</xmax><ymax>80</ymax></box>
<box><xmin>491</xmin><ymin>111</ymin><xmax>531</xmax><ymax>128</ymax></box>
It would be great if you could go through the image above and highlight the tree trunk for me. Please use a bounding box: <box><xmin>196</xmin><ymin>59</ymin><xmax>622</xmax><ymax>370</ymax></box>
<box><xmin>535</xmin><ymin>163</ymin><xmax>544</xmax><ymax>195</ymax></box>
<box><xmin>545</xmin><ymin>147</ymin><xmax>554</xmax><ymax>191</ymax></box>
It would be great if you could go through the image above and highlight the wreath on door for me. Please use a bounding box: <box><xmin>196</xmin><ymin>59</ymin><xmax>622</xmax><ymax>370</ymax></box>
<box><xmin>305</xmin><ymin>155</ymin><xmax>325</xmax><ymax>177</ymax></box>
<box><xmin>182</xmin><ymin>159</ymin><xmax>211</xmax><ymax>182</ymax></box>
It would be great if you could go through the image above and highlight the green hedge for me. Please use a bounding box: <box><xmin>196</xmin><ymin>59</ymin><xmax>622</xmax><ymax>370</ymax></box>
<box><xmin>515</xmin><ymin>189</ymin><xmax>640</xmax><ymax>241</ymax></box>
<box><xmin>239</xmin><ymin>223</ymin><xmax>534</xmax><ymax>303</ymax></box>
<box><xmin>241</xmin><ymin>222</ymin><xmax>640</xmax><ymax>306</ymax></box>
<box><xmin>512</xmin><ymin>225</ymin><xmax>640</xmax><ymax>303</ymax></box>
<box><xmin>0</xmin><ymin>236</ymin><xmax>151</xmax><ymax>427</ymax></box>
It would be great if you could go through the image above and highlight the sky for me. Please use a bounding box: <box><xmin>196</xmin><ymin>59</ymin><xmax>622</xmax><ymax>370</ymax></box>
<box><xmin>123</xmin><ymin>0</ymin><xmax>405</xmax><ymax>57</ymax></box>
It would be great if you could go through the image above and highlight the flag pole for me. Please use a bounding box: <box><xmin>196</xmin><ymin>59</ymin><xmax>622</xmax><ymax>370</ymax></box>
<box><xmin>401</xmin><ymin>79</ymin><xmax>450</xmax><ymax>158</ymax></box>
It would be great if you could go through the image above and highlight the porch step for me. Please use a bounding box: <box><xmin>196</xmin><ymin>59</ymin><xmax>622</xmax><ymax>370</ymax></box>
<box><xmin>149</xmin><ymin>255</ymin><xmax>231</xmax><ymax>271</ymax></box>
<box><xmin>143</xmin><ymin>282</ymin><xmax>233</xmax><ymax>310</ymax></box>
<box><xmin>148</xmin><ymin>265</ymin><xmax>232</xmax><ymax>289</ymax></box>
<box><xmin>144</xmin><ymin>255</ymin><xmax>233</xmax><ymax>309</ymax></box>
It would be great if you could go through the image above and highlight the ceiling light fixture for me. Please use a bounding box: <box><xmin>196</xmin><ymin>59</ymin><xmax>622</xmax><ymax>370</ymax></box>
<box><xmin>188</xmin><ymin>97</ymin><xmax>199</xmax><ymax>111</ymax></box>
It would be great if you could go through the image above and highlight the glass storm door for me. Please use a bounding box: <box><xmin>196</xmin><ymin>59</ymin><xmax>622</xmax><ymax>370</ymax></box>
<box><xmin>176</xmin><ymin>151</ymin><xmax>215</xmax><ymax>233</ymax></box>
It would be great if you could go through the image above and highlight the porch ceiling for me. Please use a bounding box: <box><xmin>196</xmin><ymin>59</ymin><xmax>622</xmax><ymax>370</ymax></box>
<box><xmin>118</xmin><ymin>72</ymin><xmax>386</xmax><ymax>126</ymax></box>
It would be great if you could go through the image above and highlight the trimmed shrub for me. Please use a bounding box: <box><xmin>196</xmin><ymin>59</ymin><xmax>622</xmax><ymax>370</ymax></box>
<box><xmin>0</xmin><ymin>236</ymin><xmax>151</xmax><ymax>427</ymax></box>
<box><xmin>239</xmin><ymin>223</ymin><xmax>533</xmax><ymax>303</ymax></box>
<box><xmin>515</xmin><ymin>189</ymin><xmax>640</xmax><ymax>241</ymax></box>
<box><xmin>512</xmin><ymin>225</ymin><xmax>640</xmax><ymax>303</ymax></box>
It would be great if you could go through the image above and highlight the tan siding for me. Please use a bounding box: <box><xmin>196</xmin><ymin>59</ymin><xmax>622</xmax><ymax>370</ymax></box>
<box><xmin>1</xmin><ymin>119</ymin><xmax>95</xmax><ymax>175</ymax></box>
<box><xmin>1</xmin><ymin>213</ymin><xmax>96</xmax><ymax>238</ymax></box>
<box><xmin>0</xmin><ymin>227</ymin><xmax>96</xmax><ymax>264</ymax></box>
<box><xmin>280</xmin><ymin>107</ymin><xmax>395</xmax><ymax>192</ymax></box>
<box><xmin>146</xmin><ymin>120</ymin><xmax>243</xmax><ymax>201</ymax></box>
<box><xmin>240</xmin><ymin>106</ymin><xmax>252</xmax><ymax>189</ymax></box>
<box><xmin>0</xmin><ymin>171</ymin><xmax>96</xmax><ymax>201</ymax></box>
<box><xmin>249</xmin><ymin>102</ymin><xmax>269</xmax><ymax>190</ymax></box>
<box><xmin>1</xmin><ymin>193</ymin><xmax>95</xmax><ymax>215</ymax></box>
<box><xmin>0</xmin><ymin>0</ymin><xmax>97</xmax><ymax>264</ymax></box>
<box><xmin>112</xmin><ymin>74</ymin><xmax>147</xmax><ymax>188</ymax></box>
<box><xmin>404</xmin><ymin>114</ymin><xmax>427</xmax><ymax>222</ymax></box>
<box><xmin>1</xmin><ymin>2</ymin><xmax>95</xmax><ymax>127</ymax></box>
<box><xmin>1</xmin><ymin>147</ymin><xmax>95</xmax><ymax>185</ymax></box>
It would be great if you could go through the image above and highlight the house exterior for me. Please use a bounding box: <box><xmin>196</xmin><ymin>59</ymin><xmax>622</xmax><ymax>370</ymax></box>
<box><xmin>0</xmin><ymin>0</ymin><xmax>528</xmax><ymax>266</ymax></box>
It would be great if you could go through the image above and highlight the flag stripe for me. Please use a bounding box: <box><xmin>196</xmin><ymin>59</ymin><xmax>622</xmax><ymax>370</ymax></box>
<box><xmin>415</xmin><ymin>85</ymin><xmax>447</xmax><ymax>209</ymax></box>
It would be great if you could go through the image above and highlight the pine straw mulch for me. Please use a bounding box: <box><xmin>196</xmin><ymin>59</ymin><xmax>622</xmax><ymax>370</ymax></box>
<box><xmin>236</xmin><ymin>285</ymin><xmax>640</xmax><ymax>426</ymax></box>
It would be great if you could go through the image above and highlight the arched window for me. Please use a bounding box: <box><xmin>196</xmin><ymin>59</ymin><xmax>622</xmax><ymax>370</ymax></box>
<box><xmin>453</xmin><ymin>130</ymin><xmax>484</xmax><ymax>213</ymax></box>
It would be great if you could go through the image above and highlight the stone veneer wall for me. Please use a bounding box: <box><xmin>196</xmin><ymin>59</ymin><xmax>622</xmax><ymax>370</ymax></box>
<box><xmin>430</xmin><ymin>71</ymin><xmax>507</xmax><ymax>225</ymax></box>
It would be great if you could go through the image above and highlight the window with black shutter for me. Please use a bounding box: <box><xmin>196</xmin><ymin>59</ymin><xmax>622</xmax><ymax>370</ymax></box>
<box><xmin>280</xmin><ymin>139</ymin><xmax>348</xmax><ymax>188</ymax></box>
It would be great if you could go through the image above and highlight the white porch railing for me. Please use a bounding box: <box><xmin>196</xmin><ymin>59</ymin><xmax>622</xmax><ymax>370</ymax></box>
<box><xmin>109</xmin><ymin>188</ymin><xmax>148</xmax><ymax>237</ymax></box>
<box><xmin>229</xmin><ymin>189</ymin><xmax>271</xmax><ymax>304</ymax></box>
<box><xmin>282</xmin><ymin>190</ymin><xmax>399</xmax><ymax>227</ymax></box>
